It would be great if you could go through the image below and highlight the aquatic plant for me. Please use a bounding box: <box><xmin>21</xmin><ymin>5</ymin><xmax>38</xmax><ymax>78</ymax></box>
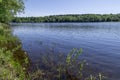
<box><xmin>29</xmin><ymin>48</ymin><xmax>104</xmax><ymax>80</ymax></box>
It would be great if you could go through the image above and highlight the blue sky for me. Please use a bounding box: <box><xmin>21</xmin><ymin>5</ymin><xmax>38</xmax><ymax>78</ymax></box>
<box><xmin>18</xmin><ymin>0</ymin><xmax>120</xmax><ymax>17</ymax></box>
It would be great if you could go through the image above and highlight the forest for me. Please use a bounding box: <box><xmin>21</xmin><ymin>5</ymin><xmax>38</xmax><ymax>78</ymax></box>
<box><xmin>12</xmin><ymin>14</ymin><xmax>120</xmax><ymax>23</ymax></box>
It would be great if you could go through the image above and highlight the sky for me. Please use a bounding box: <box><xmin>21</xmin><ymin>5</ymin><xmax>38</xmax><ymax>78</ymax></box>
<box><xmin>18</xmin><ymin>0</ymin><xmax>120</xmax><ymax>17</ymax></box>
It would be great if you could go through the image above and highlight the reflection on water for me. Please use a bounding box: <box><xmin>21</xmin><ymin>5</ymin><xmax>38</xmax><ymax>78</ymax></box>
<box><xmin>12</xmin><ymin>22</ymin><xmax>120</xmax><ymax>80</ymax></box>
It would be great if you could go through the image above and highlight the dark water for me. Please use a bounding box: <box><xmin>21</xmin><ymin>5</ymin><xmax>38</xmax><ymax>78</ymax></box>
<box><xmin>12</xmin><ymin>22</ymin><xmax>120</xmax><ymax>80</ymax></box>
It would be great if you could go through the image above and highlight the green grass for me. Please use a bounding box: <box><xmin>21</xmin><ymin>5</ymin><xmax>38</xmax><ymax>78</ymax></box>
<box><xmin>0</xmin><ymin>23</ymin><xmax>29</xmax><ymax>80</ymax></box>
<box><xmin>0</xmin><ymin>48</ymin><xmax>26</xmax><ymax>80</ymax></box>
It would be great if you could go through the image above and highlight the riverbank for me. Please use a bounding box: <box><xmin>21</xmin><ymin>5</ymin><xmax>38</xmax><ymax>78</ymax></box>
<box><xmin>0</xmin><ymin>23</ymin><xmax>29</xmax><ymax>79</ymax></box>
<box><xmin>0</xmin><ymin>23</ymin><xmax>105</xmax><ymax>80</ymax></box>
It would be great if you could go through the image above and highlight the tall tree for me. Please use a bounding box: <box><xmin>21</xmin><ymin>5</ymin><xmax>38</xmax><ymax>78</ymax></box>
<box><xmin>0</xmin><ymin>0</ymin><xmax>24</xmax><ymax>23</ymax></box>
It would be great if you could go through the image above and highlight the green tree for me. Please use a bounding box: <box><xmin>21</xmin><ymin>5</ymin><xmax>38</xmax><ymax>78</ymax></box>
<box><xmin>0</xmin><ymin>0</ymin><xmax>24</xmax><ymax>23</ymax></box>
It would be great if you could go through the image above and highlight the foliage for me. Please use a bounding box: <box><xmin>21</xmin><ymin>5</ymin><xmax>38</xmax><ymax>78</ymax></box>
<box><xmin>0</xmin><ymin>0</ymin><xmax>24</xmax><ymax>23</ymax></box>
<box><xmin>12</xmin><ymin>14</ymin><xmax>120</xmax><ymax>23</ymax></box>
<box><xmin>28</xmin><ymin>48</ymin><xmax>105</xmax><ymax>80</ymax></box>
<box><xmin>0</xmin><ymin>48</ymin><xmax>25</xmax><ymax>80</ymax></box>
<box><xmin>66</xmin><ymin>48</ymin><xmax>82</xmax><ymax>65</ymax></box>
<box><xmin>0</xmin><ymin>23</ymin><xmax>29</xmax><ymax>80</ymax></box>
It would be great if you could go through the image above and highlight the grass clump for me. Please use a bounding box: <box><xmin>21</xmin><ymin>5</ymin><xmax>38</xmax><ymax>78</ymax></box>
<box><xmin>0</xmin><ymin>23</ymin><xmax>29</xmax><ymax>80</ymax></box>
<box><xmin>0</xmin><ymin>48</ymin><xmax>26</xmax><ymax>80</ymax></box>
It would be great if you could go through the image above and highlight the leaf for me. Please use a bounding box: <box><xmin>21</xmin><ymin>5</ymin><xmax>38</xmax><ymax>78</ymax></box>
<box><xmin>66</xmin><ymin>48</ymin><xmax>77</xmax><ymax>65</ymax></box>
<box><xmin>0</xmin><ymin>0</ymin><xmax>2</xmax><ymax>2</ymax></box>
<box><xmin>73</xmin><ymin>48</ymin><xmax>82</xmax><ymax>62</ymax></box>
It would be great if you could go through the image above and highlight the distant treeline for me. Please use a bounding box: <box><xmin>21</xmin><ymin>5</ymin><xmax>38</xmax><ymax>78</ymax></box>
<box><xmin>12</xmin><ymin>14</ymin><xmax>120</xmax><ymax>23</ymax></box>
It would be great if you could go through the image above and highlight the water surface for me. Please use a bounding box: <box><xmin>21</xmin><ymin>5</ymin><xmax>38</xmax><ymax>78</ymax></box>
<box><xmin>12</xmin><ymin>22</ymin><xmax>120</xmax><ymax>80</ymax></box>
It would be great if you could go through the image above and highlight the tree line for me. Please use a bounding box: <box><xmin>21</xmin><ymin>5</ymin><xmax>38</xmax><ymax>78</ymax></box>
<box><xmin>12</xmin><ymin>14</ymin><xmax>120</xmax><ymax>23</ymax></box>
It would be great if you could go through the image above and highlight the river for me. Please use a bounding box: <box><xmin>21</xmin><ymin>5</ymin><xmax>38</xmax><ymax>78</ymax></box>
<box><xmin>12</xmin><ymin>22</ymin><xmax>120</xmax><ymax>80</ymax></box>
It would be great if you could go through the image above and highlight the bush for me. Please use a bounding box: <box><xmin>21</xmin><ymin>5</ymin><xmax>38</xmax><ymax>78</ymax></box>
<box><xmin>0</xmin><ymin>24</ymin><xmax>29</xmax><ymax>80</ymax></box>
